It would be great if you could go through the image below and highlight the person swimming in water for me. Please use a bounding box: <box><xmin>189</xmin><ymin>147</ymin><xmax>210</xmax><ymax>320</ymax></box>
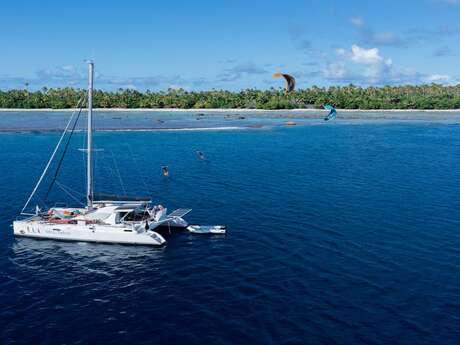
<box><xmin>196</xmin><ymin>150</ymin><xmax>205</xmax><ymax>160</ymax></box>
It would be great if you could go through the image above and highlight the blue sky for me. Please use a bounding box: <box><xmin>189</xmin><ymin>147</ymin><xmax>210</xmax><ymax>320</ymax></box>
<box><xmin>1</xmin><ymin>0</ymin><xmax>460</xmax><ymax>90</ymax></box>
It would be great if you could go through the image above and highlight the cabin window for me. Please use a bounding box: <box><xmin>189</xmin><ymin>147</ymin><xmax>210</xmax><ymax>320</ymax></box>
<box><xmin>116</xmin><ymin>212</ymin><xmax>128</xmax><ymax>224</ymax></box>
<box><xmin>123</xmin><ymin>212</ymin><xmax>136</xmax><ymax>221</ymax></box>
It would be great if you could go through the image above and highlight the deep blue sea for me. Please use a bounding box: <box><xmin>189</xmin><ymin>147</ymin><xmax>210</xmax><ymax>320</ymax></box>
<box><xmin>1</xmin><ymin>119</ymin><xmax>460</xmax><ymax>344</ymax></box>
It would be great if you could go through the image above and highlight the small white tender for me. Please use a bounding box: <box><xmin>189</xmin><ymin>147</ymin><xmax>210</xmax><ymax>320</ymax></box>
<box><xmin>187</xmin><ymin>225</ymin><xmax>227</xmax><ymax>234</ymax></box>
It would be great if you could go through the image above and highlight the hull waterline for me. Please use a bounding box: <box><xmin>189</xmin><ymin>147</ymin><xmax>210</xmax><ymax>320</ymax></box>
<box><xmin>13</xmin><ymin>220</ymin><xmax>166</xmax><ymax>246</ymax></box>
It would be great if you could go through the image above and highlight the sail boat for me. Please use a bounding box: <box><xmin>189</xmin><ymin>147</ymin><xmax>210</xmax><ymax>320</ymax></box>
<box><xmin>13</xmin><ymin>62</ymin><xmax>191</xmax><ymax>246</ymax></box>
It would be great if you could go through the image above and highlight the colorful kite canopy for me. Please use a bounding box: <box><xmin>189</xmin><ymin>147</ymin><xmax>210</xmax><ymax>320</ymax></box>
<box><xmin>273</xmin><ymin>73</ymin><xmax>296</xmax><ymax>93</ymax></box>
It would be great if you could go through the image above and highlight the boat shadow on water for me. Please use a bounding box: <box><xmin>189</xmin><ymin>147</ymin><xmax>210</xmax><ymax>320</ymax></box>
<box><xmin>11</xmin><ymin>237</ymin><xmax>166</xmax><ymax>264</ymax></box>
<box><xmin>10</xmin><ymin>229</ymin><xmax>228</xmax><ymax>277</ymax></box>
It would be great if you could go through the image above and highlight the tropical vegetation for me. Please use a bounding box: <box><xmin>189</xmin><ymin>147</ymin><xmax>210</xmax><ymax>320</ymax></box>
<box><xmin>1</xmin><ymin>84</ymin><xmax>460</xmax><ymax>109</ymax></box>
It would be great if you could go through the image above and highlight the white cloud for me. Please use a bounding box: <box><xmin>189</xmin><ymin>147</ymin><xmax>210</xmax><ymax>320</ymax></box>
<box><xmin>123</xmin><ymin>84</ymin><xmax>138</xmax><ymax>90</ymax></box>
<box><xmin>36</xmin><ymin>65</ymin><xmax>84</xmax><ymax>81</ymax></box>
<box><xmin>371</xmin><ymin>32</ymin><xmax>403</xmax><ymax>46</ymax></box>
<box><xmin>348</xmin><ymin>45</ymin><xmax>393</xmax><ymax>83</ymax></box>
<box><xmin>432</xmin><ymin>45</ymin><xmax>455</xmax><ymax>57</ymax></box>
<box><xmin>349</xmin><ymin>16</ymin><xmax>407</xmax><ymax>47</ymax></box>
<box><xmin>349</xmin><ymin>17</ymin><xmax>364</xmax><ymax>28</ymax></box>
<box><xmin>0</xmin><ymin>65</ymin><xmax>213</xmax><ymax>91</ymax></box>
<box><xmin>323</xmin><ymin>44</ymin><xmax>455</xmax><ymax>85</ymax></box>
<box><xmin>323</xmin><ymin>62</ymin><xmax>347</xmax><ymax>80</ymax></box>
<box><xmin>217</xmin><ymin>62</ymin><xmax>267</xmax><ymax>82</ymax></box>
<box><xmin>350</xmin><ymin>45</ymin><xmax>391</xmax><ymax>66</ymax></box>
<box><xmin>423</xmin><ymin>74</ymin><xmax>451</xmax><ymax>83</ymax></box>
<box><xmin>325</xmin><ymin>45</ymin><xmax>388</xmax><ymax>83</ymax></box>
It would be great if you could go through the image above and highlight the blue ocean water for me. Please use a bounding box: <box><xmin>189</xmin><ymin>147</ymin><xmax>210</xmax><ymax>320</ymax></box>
<box><xmin>1</xmin><ymin>122</ymin><xmax>460</xmax><ymax>344</ymax></box>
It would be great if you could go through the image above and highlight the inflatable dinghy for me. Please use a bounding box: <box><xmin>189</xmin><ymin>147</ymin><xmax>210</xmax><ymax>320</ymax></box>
<box><xmin>187</xmin><ymin>225</ymin><xmax>226</xmax><ymax>234</ymax></box>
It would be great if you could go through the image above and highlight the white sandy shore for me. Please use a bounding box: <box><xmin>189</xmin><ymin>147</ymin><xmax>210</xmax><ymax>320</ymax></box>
<box><xmin>1</xmin><ymin>108</ymin><xmax>460</xmax><ymax>112</ymax></box>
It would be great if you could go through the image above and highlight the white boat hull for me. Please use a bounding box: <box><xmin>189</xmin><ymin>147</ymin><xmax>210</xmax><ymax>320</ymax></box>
<box><xmin>187</xmin><ymin>225</ymin><xmax>226</xmax><ymax>234</ymax></box>
<box><xmin>13</xmin><ymin>220</ymin><xmax>165</xmax><ymax>246</ymax></box>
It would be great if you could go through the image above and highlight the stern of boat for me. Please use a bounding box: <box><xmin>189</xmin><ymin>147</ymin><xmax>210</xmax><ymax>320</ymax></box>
<box><xmin>147</xmin><ymin>230</ymin><xmax>166</xmax><ymax>245</ymax></box>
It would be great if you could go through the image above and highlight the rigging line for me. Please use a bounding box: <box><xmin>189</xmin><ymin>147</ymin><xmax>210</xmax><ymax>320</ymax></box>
<box><xmin>35</xmin><ymin>194</ymin><xmax>49</xmax><ymax>211</ymax></box>
<box><xmin>105</xmin><ymin>152</ymin><xmax>122</xmax><ymax>197</ymax></box>
<box><xmin>98</xmin><ymin>149</ymin><xmax>116</xmax><ymax>195</ymax></box>
<box><xmin>55</xmin><ymin>181</ymin><xmax>85</xmax><ymax>206</ymax></box>
<box><xmin>99</xmin><ymin>149</ymin><xmax>110</xmax><ymax>188</ymax></box>
<box><xmin>111</xmin><ymin>150</ymin><xmax>127</xmax><ymax>195</ymax></box>
<box><xmin>55</xmin><ymin>180</ymin><xmax>85</xmax><ymax>205</ymax></box>
<box><xmin>56</xmin><ymin>179</ymin><xmax>85</xmax><ymax>198</ymax></box>
<box><xmin>81</xmin><ymin>124</ymin><xmax>87</xmax><ymax>188</ymax></box>
<box><xmin>43</xmin><ymin>99</ymin><xmax>85</xmax><ymax>202</ymax></box>
<box><xmin>20</xmin><ymin>96</ymin><xmax>85</xmax><ymax>214</ymax></box>
<box><xmin>126</xmin><ymin>144</ymin><xmax>150</xmax><ymax>192</ymax></box>
<box><xmin>94</xmin><ymin>147</ymin><xmax>98</xmax><ymax>195</ymax></box>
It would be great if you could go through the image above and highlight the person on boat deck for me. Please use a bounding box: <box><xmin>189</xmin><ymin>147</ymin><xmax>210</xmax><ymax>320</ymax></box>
<box><xmin>151</xmin><ymin>205</ymin><xmax>164</xmax><ymax>221</ymax></box>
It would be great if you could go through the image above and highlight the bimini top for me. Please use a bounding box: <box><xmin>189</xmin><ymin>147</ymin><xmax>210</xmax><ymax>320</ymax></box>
<box><xmin>93</xmin><ymin>193</ymin><xmax>152</xmax><ymax>203</ymax></box>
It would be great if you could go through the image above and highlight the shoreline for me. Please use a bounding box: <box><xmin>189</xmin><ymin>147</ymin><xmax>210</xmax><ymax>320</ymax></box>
<box><xmin>2</xmin><ymin>109</ymin><xmax>460</xmax><ymax>129</ymax></box>
<box><xmin>1</xmin><ymin>108</ymin><xmax>460</xmax><ymax>113</ymax></box>
<box><xmin>0</xmin><ymin>119</ymin><xmax>458</xmax><ymax>134</ymax></box>
<box><xmin>0</xmin><ymin>126</ymin><xmax>249</xmax><ymax>133</ymax></box>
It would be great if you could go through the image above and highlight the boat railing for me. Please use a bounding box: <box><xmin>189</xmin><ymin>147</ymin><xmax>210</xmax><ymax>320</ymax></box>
<box><xmin>16</xmin><ymin>214</ymin><xmax>39</xmax><ymax>221</ymax></box>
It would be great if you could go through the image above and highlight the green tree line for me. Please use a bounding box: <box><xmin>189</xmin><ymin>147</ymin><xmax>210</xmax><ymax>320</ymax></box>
<box><xmin>1</xmin><ymin>84</ymin><xmax>460</xmax><ymax>109</ymax></box>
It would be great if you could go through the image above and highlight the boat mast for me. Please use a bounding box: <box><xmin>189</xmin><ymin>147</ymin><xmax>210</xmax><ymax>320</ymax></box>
<box><xmin>87</xmin><ymin>61</ymin><xmax>94</xmax><ymax>209</ymax></box>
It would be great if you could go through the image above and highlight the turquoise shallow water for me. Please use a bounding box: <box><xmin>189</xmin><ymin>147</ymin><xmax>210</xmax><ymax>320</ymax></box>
<box><xmin>1</xmin><ymin>110</ymin><xmax>460</xmax><ymax>132</ymax></box>
<box><xmin>1</xmin><ymin>121</ymin><xmax>460</xmax><ymax>344</ymax></box>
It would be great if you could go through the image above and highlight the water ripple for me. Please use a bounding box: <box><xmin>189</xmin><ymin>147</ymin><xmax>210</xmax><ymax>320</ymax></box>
<box><xmin>1</xmin><ymin>123</ymin><xmax>460</xmax><ymax>344</ymax></box>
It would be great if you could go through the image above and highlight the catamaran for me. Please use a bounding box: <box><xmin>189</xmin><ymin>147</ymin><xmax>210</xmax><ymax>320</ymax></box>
<box><xmin>13</xmin><ymin>62</ymin><xmax>191</xmax><ymax>246</ymax></box>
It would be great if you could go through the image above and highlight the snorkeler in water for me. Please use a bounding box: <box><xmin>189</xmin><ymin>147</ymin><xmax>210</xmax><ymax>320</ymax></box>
<box><xmin>196</xmin><ymin>150</ymin><xmax>206</xmax><ymax>160</ymax></box>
